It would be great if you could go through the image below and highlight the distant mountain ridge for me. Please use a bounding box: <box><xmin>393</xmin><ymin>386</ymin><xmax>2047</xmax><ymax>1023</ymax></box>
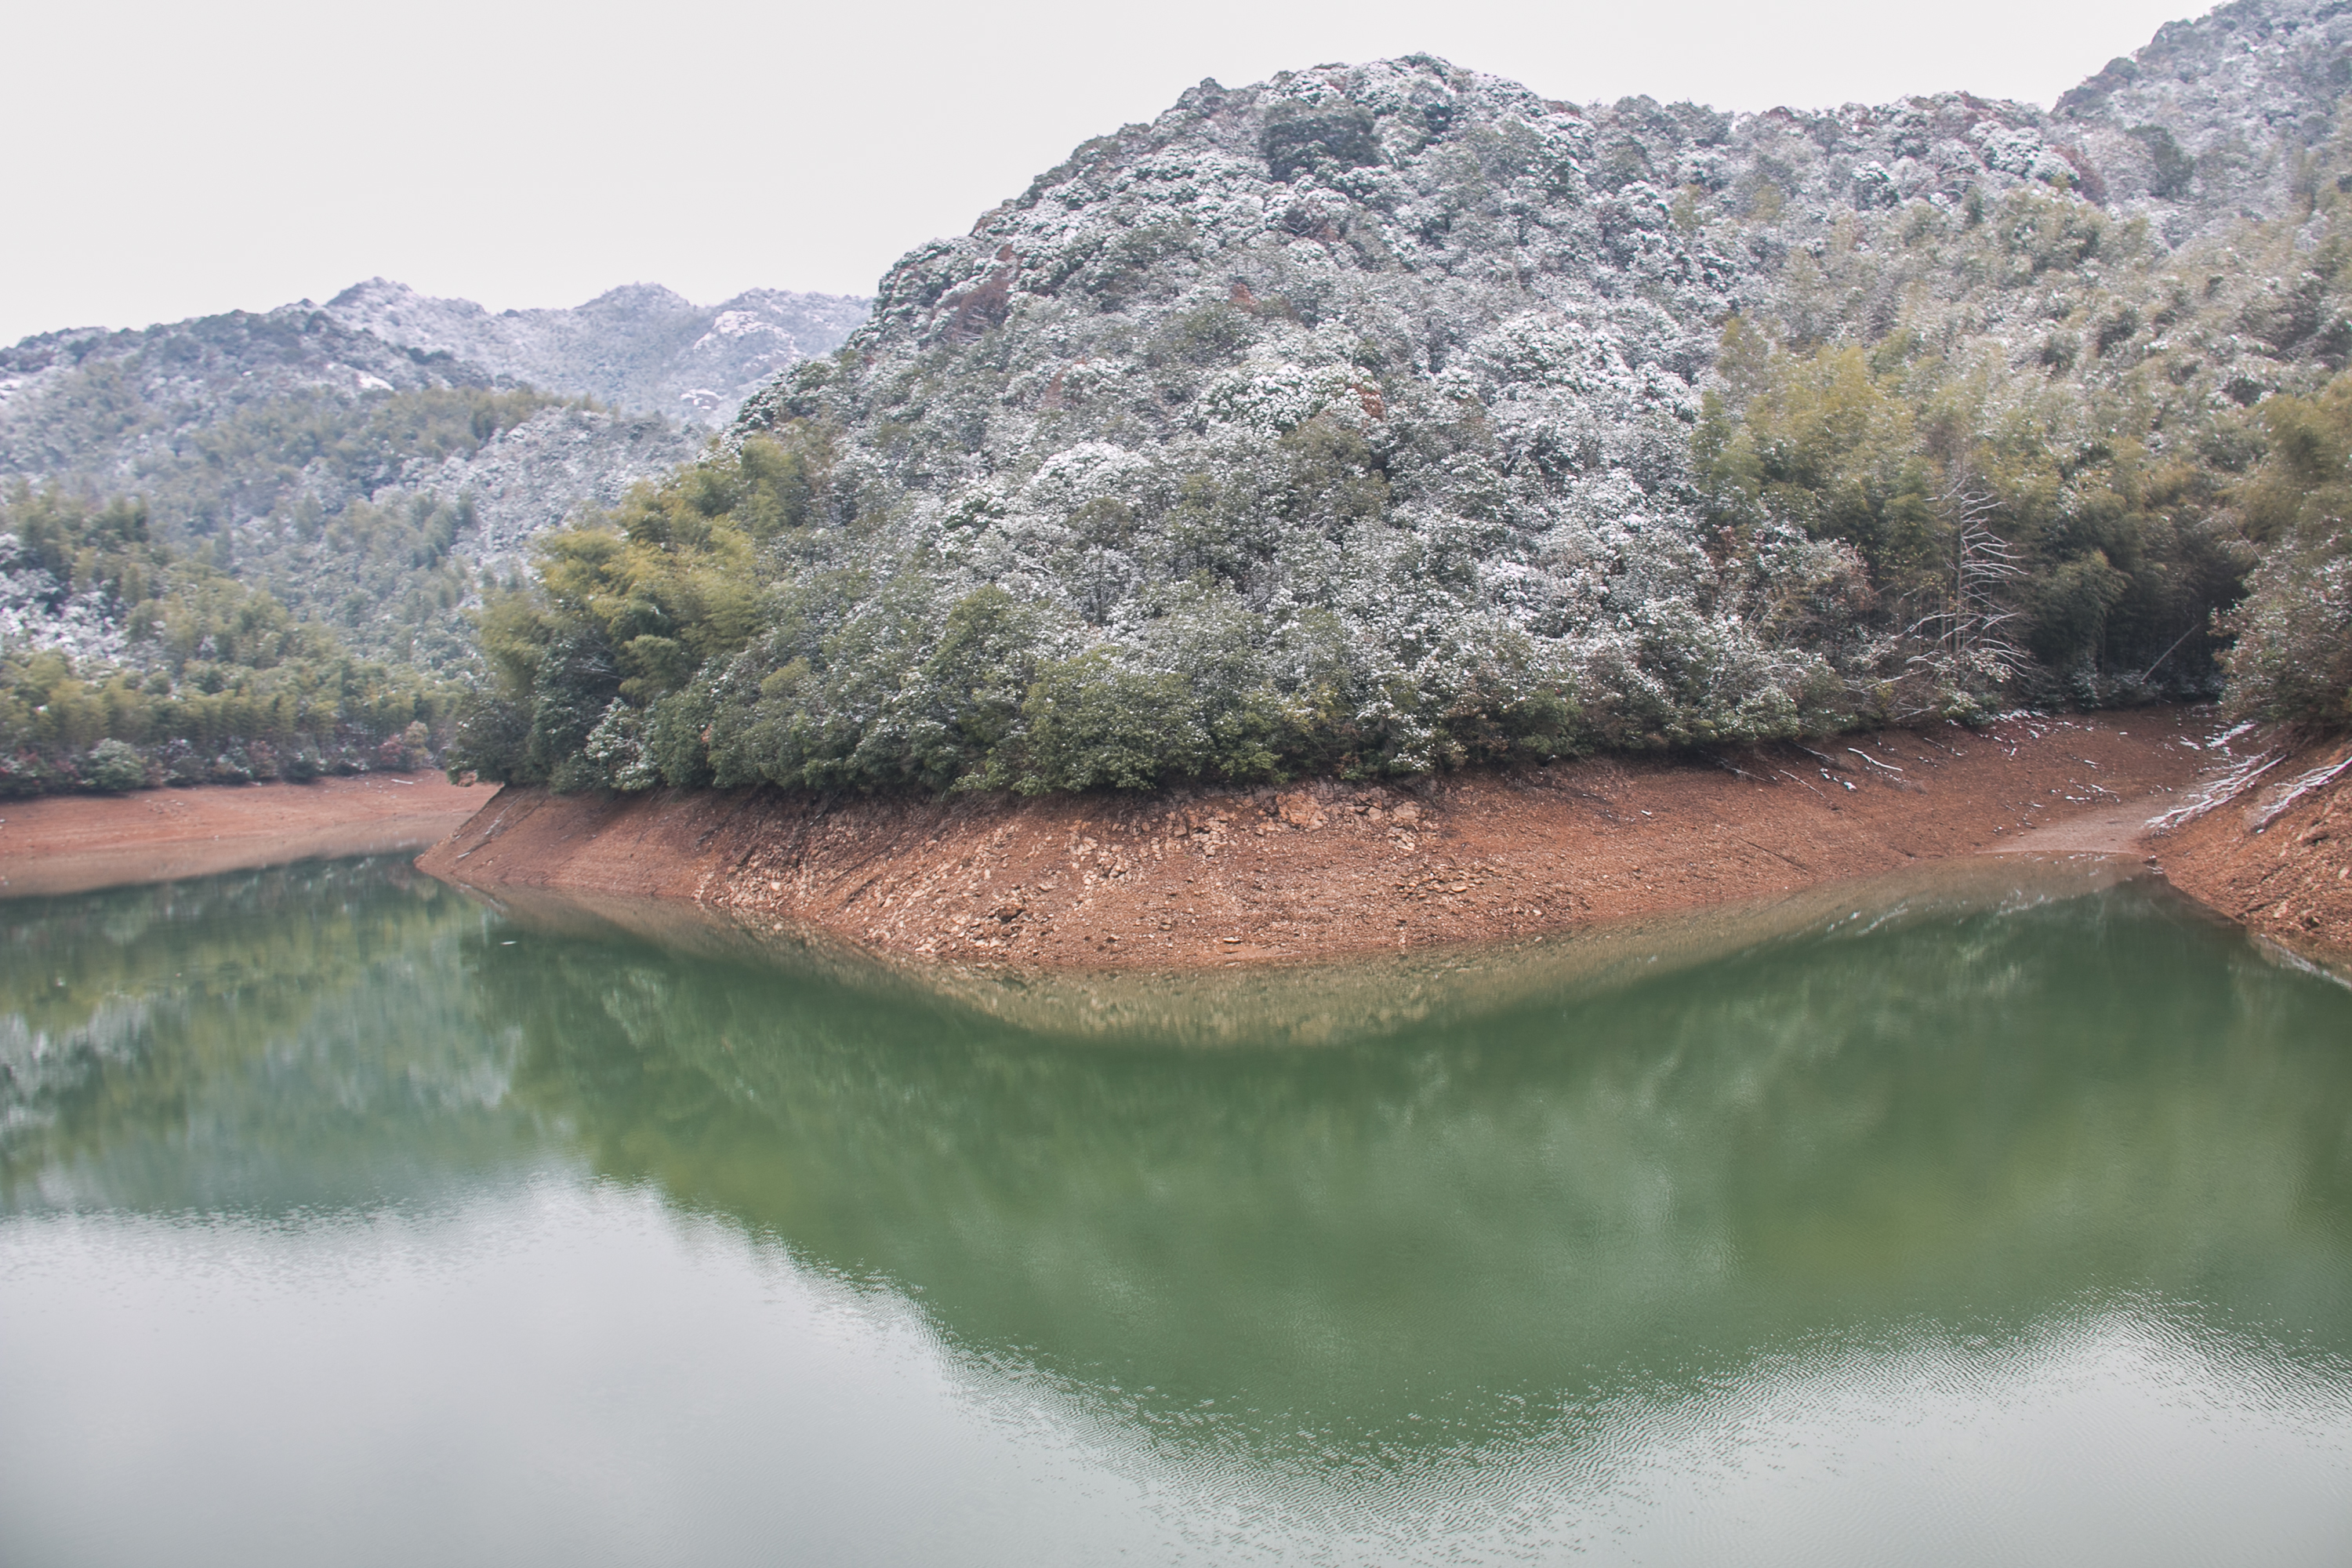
<box><xmin>0</xmin><ymin>280</ymin><xmax>870</xmax><ymax>681</ymax></box>
<box><xmin>321</xmin><ymin>280</ymin><xmax>870</xmax><ymax>426</ymax></box>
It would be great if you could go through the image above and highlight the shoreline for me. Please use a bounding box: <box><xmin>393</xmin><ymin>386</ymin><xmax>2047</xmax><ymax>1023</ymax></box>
<box><xmin>416</xmin><ymin>707</ymin><xmax>2238</xmax><ymax>971</ymax></box>
<box><xmin>15</xmin><ymin>711</ymin><xmax>2341</xmax><ymax>983</ymax></box>
<box><xmin>12</xmin><ymin>709</ymin><xmax>2344</xmax><ymax>984</ymax></box>
<box><xmin>2154</xmin><ymin>731</ymin><xmax>2352</xmax><ymax>968</ymax></box>
<box><xmin>0</xmin><ymin>774</ymin><xmax>486</xmax><ymax>899</ymax></box>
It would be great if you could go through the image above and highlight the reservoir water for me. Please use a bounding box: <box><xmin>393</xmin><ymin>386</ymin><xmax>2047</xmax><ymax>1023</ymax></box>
<box><xmin>2</xmin><ymin>856</ymin><xmax>2348</xmax><ymax>1566</ymax></box>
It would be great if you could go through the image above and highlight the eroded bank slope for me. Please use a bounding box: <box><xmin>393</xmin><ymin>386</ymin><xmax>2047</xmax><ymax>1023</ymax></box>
<box><xmin>2158</xmin><ymin>731</ymin><xmax>2352</xmax><ymax>964</ymax></box>
<box><xmin>418</xmin><ymin>711</ymin><xmax>2212</xmax><ymax>970</ymax></box>
<box><xmin>2</xmin><ymin>774</ymin><xmax>485</xmax><ymax>898</ymax></box>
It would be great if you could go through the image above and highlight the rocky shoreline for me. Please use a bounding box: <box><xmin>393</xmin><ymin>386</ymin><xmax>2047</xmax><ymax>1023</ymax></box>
<box><xmin>415</xmin><ymin>708</ymin><xmax>2263</xmax><ymax>972</ymax></box>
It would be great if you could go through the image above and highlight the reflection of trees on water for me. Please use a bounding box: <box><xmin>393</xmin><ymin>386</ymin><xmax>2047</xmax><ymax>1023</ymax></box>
<box><xmin>480</xmin><ymin>886</ymin><xmax>2352</xmax><ymax>1444</ymax></box>
<box><xmin>8</xmin><ymin>859</ymin><xmax>2350</xmax><ymax>1451</ymax></box>
<box><xmin>0</xmin><ymin>859</ymin><xmax>534</xmax><ymax>1209</ymax></box>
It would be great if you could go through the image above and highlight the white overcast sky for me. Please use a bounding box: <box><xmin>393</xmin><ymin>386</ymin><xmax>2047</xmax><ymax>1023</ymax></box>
<box><xmin>1</xmin><ymin>0</ymin><xmax>2207</xmax><ymax>344</ymax></box>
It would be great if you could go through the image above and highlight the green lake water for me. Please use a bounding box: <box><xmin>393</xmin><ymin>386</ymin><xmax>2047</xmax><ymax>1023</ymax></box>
<box><xmin>2</xmin><ymin>856</ymin><xmax>2349</xmax><ymax>1565</ymax></box>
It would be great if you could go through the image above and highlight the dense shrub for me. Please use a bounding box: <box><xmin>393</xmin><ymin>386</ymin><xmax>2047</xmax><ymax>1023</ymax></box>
<box><xmin>81</xmin><ymin>739</ymin><xmax>148</xmax><ymax>793</ymax></box>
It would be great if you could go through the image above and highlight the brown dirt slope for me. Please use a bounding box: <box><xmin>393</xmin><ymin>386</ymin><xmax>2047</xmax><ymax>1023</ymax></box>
<box><xmin>2159</xmin><ymin>731</ymin><xmax>2352</xmax><ymax>967</ymax></box>
<box><xmin>0</xmin><ymin>775</ymin><xmax>485</xmax><ymax>899</ymax></box>
<box><xmin>418</xmin><ymin>710</ymin><xmax>2211</xmax><ymax>971</ymax></box>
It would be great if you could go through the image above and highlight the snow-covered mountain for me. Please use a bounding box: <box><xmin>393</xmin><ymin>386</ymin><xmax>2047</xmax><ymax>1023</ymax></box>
<box><xmin>321</xmin><ymin>280</ymin><xmax>869</xmax><ymax>426</ymax></box>
<box><xmin>467</xmin><ymin>0</ymin><xmax>2352</xmax><ymax>793</ymax></box>
<box><xmin>0</xmin><ymin>281</ymin><xmax>869</xmax><ymax>672</ymax></box>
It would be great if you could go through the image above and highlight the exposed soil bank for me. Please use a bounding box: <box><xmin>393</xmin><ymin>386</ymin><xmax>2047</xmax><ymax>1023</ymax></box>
<box><xmin>2159</xmin><ymin>732</ymin><xmax>2352</xmax><ymax>969</ymax></box>
<box><xmin>417</xmin><ymin>709</ymin><xmax>2214</xmax><ymax>971</ymax></box>
<box><xmin>1</xmin><ymin>775</ymin><xmax>485</xmax><ymax>899</ymax></box>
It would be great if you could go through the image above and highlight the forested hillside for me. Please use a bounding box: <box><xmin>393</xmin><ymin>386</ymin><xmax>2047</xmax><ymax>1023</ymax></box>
<box><xmin>0</xmin><ymin>283</ymin><xmax>868</xmax><ymax>793</ymax></box>
<box><xmin>457</xmin><ymin>0</ymin><xmax>2352</xmax><ymax>797</ymax></box>
<box><xmin>0</xmin><ymin>489</ymin><xmax>449</xmax><ymax>792</ymax></box>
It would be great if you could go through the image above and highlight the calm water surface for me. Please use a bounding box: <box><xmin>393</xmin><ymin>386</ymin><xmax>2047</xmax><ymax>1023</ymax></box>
<box><xmin>2</xmin><ymin>857</ymin><xmax>2348</xmax><ymax>1566</ymax></box>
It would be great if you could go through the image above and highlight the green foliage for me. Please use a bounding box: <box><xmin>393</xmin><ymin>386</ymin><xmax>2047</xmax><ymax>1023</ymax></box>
<box><xmin>1261</xmin><ymin>106</ymin><xmax>1383</xmax><ymax>184</ymax></box>
<box><xmin>16</xmin><ymin>379</ymin><xmax>569</xmax><ymax>673</ymax></box>
<box><xmin>1020</xmin><ymin>650</ymin><xmax>1203</xmax><ymax>790</ymax></box>
<box><xmin>2222</xmin><ymin>376</ymin><xmax>2352</xmax><ymax>728</ymax></box>
<box><xmin>82</xmin><ymin>739</ymin><xmax>148</xmax><ymax>792</ymax></box>
<box><xmin>2129</xmin><ymin>125</ymin><xmax>2195</xmax><ymax>200</ymax></box>
<box><xmin>1690</xmin><ymin>165</ymin><xmax>2352</xmax><ymax>722</ymax></box>
<box><xmin>1698</xmin><ymin>302</ymin><xmax>2249</xmax><ymax>713</ymax></box>
<box><xmin>0</xmin><ymin>487</ymin><xmax>457</xmax><ymax>793</ymax></box>
<box><xmin>450</xmin><ymin>408</ymin><xmax>1614</xmax><ymax>797</ymax></box>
